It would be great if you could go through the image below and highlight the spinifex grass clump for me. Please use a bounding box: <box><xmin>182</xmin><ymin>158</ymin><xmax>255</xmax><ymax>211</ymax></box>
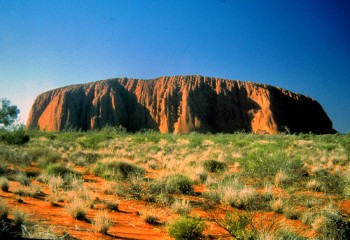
<box><xmin>171</xmin><ymin>198</ymin><xmax>191</xmax><ymax>216</ymax></box>
<box><xmin>165</xmin><ymin>174</ymin><xmax>194</xmax><ymax>195</ymax></box>
<box><xmin>45</xmin><ymin>163</ymin><xmax>76</xmax><ymax>177</ymax></box>
<box><xmin>203</xmin><ymin>159</ymin><xmax>227</xmax><ymax>173</ymax></box>
<box><xmin>0</xmin><ymin>176</ymin><xmax>9</xmax><ymax>191</ymax></box>
<box><xmin>13</xmin><ymin>209</ymin><xmax>27</xmax><ymax>227</ymax></box>
<box><xmin>0</xmin><ymin>127</ymin><xmax>30</xmax><ymax>145</ymax></box>
<box><xmin>67</xmin><ymin>198</ymin><xmax>88</xmax><ymax>220</ymax></box>
<box><xmin>216</xmin><ymin>210</ymin><xmax>252</xmax><ymax>239</ymax></box>
<box><xmin>0</xmin><ymin>199</ymin><xmax>9</xmax><ymax>220</ymax></box>
<box><xmin>92</xmin><ymin>161</ymin><xmax>145</xmax><ymax>180</ymax></box>
<box><xmin>168</xmin><ymin>216</ymin><xmax>205</xmax><ymax>240</ymax></box>
<box><xmin>93</xmin><ymin>210</ymin><xmax>113</xmax><ymax>234</ymax></box>
<box><xmin>15</xmin><ymin>172</ymin><xmax>30</xmax><ymax>186</ymax></box>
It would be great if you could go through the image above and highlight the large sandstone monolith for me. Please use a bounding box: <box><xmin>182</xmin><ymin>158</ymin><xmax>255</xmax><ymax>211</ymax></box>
<box><xmin>26</xmin><ymin>75</ymin><xmax>336</xmax><ymax>134</ymax></box>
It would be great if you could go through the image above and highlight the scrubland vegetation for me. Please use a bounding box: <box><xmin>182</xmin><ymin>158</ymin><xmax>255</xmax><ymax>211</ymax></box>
<box><xmin>0</xmin><ymin>126</ymin><xmax>349</xmax><ymax>239</ymax></box>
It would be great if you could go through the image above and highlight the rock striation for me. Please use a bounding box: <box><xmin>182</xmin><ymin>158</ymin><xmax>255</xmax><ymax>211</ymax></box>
<box><xmin>26</xmin><ymin>75</ymin><xmax>336</xmax><ymax>134</ymax></box>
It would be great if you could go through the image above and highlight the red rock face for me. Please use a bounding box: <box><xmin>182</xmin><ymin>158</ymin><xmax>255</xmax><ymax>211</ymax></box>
<box><xmin>26</xmin><ymin>76</ymin><xmax>336</xmax><ymax>134</ymax></box>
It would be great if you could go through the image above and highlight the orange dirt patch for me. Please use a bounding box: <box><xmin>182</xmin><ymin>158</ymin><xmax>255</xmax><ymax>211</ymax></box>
<box><xmin>340</xmin><ymin>200</ymin><xmax>350</xmax><ymax>216</ymax></box>
<box><xmin>1</xmin><ymin>165</ymin><xmax>323</xmax><ymax>239</ymax></box>
<box><xmin>1</xmin><ymin>175</ymin><xmax>171</xmax><ymax>239</ymax></box>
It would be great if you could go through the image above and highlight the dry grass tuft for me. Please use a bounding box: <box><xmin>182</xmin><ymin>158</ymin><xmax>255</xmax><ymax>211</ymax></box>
<box><xmin>93</xmin><ymin>210</ymin><xmax>113</xmax><ymax>234</ymax></box>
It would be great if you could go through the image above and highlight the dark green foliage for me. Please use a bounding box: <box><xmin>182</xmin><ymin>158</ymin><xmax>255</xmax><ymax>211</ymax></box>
<box><xmin>116</xmin><ymin>179</ymin><xmax>144</xmax><ymax>199</ymax></box>
<box><xmin>314</xmin><ymin>170</ymin><xmax>345</xmax><ymax>194</ymax></box>
<box><xmin>92</xmin><ymin>161</ymin><xmax>145</xmax><ymax>180</ymax></box>
<box><xmin>37</xmin><ymin>151</ymin><xmax>61</xmax><ymax>168</ymax></box>
<box><xmin>45</xmin><ymin>163</ymin><xmax>76</xmax><ymax>177</ymax></box>
<box><xmin>0</xmin><ymin>177</ymin><xmax>9</xmax><ymax>191</ymax></box>
<box><xmin>144</xmin><ymin>215</ymin><xmax>162</xmax><ymax>225</ymax></box>
<box><xmin>239</xmin><ymin>149</ymin><xmax>303</xmax><ymax>178</ymax></box>
<box><xmin>148</xmin><ymin>174</ymin><xmax>194</xmax><ymax>196</ymax></box>
<box><xmin>0</xmin><ymin>199</ymin><xmax>9</xmax><ymax>220</ymax></box>
<box><xmin>0</xmin><ymin>145</ymin><xmax>31</xmax><ymax>166</ymax></box>
<box><xmin>165</xmin><ymin>174</ymin><xmax>194</xmax><ymax>195</ymax></box>
<box><xmin>203</xmin><ymin>159</ymin><xmax>227</xmax><ymax>172</ymax></box>
<box><xmin>0</xmin><ymin>98</ymin><xmax>19</xmax><ymax>127</ymax></box>
<box><xmin>0</xmin><ymin>128</ymin><xmax>30</xmax><ymax>145</ymax></box>
<box><xmin>0</xmin><ymin>162</ymin><xmax>7</xmax><ymax>175</ymax></box>
<box><xmin>104</xmin><ymin>202</ymin><xmax>119</xmax><ymax>211</ymax></box>
<box><xmin>71</xmin><ymin>152</ymin><xmax>100</xmax><ymax>166</ymax></box>
<box><xmin>15</xmin><ymin>172</ymin><xmax>30</xmax><ymax>186</ymax></box>
<box><xmin>221</xmin><ymin>211</ymin><xmax>252</xmax><ymax>239</ymax></box>
<box><xmin>168</xmin><ymin>216</ymin><xmax>205</xmax><ymax>240</ymax></box>
<box><xmin>315</xmin><ymin>206</ymin><xmax>350</xmax><ymax>240</ymax></box>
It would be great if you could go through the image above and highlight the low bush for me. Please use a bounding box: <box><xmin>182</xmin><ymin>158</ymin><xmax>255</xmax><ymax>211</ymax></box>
<box><xmin>44</xmin><ymin>163</ymin><xmax>77</xmax><ymax>177</ymax></box>
<box><xmin>0</xmin><ymin>128</ymin><xmax>30</xmax><ymax>145</ymax></box>
<box><xmin>67</xmin><ymin>198</ymin><xmax>88</xmax><ymax>220</ymax></box>
<box><xmin>71</xmin><ymin>151</ymin><xmax>100</xmax><ymax>166</ymax></box>
<box><xmin>270</xmin><ymin>198</ymin><xmax>283</xmax><ymax>213</ymax></box>
<box><xmin>312</xmin><ymin>204</ymin><xmax>350</xmax><ymax>239</ymax></box>
<box><xmin>168</xmin><ymin>216</ymin><xmax>205</xmax><ymax>240</ymax></box>
<box><xmin>13</xmin><ymin>209</ymin><xmax>27</xmax><ymax>227</ymax></box>
<box><xmin>93</xmin><ymin>210</ymin><xmax>113</xmax><ymax>234</ymax></box>
<box><xmin>283</xmin><ymin>206</ymin><xmax>302</xmax><ymax>220</ymax></box>
<box><xmin>203</xmin><ymin>160</ymin><xmax>227</xmax><ymax>172</ymax></box>
<box><xmin>104</xmin><ymin>201</ymin><xmax>119</xmax><ymax>211</ymax></box>
<box><xmin>0</xmin><ymin>199</ymin><xmax>9</xmax><ymax>220</ymax></box>
<box><xmin>92</xmin><ymin>161</ymin><xmax>145</xmax><ymax>180</ymax></box>
<box><xmin>216</xmin><ymin>211</ymin><xmax>252</xmax><ymax>239</ymax></box>
<box><xmin>0</xmin><ymin>176</ymin><xmax>9</xmax><ymax>191</ymax></box>
<box><xmin>36</xmin><ymin>151</ymin><xmax>61</xmax><ymax>168</ymax></box>
<box><xmin>139</xmin><ymin>210</ymin><xmax>163</xmax><ymax>225</ymax></box>
<box><xmin>171</xmin><ymin>198</ymin><xmax>191</xmax><ymax>216</ymax></box>
<box><xmin>15</xmin><ymin>172</ymin><xmax>30</xmax><ymax>186</ymax></box>
<box><xmin>144</xmin><ymin>215</ymin><xmax>161</xmax><ymax>225</ymax></box>
<box><xmin>165</xmin><ymin>174</ymin><xmax>194</xmax><ymax>195</ymax></box>
<box><xmin>0</xmin><ymin>161</ymin><xmax>7</xmax><ymax>175</ymax></box>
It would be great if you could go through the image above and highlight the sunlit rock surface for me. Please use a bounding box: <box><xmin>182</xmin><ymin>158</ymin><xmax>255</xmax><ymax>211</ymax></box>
<box><xmin>27</xmin><ymin>75</ymin><xmax>336</xmax><ymax>134</ymax></box>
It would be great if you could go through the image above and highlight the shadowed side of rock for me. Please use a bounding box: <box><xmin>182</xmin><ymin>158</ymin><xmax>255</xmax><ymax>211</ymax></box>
<box><xmin>26</xmin><ymin>75</ymin><xmax>336</xmax><ymax>134</ymax></box>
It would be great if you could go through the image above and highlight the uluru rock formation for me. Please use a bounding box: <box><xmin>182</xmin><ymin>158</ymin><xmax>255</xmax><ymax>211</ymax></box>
<box><xmin>26</xmin><ymin>75</ymin><xmax>336</xmax><ymax>134</ymax></box>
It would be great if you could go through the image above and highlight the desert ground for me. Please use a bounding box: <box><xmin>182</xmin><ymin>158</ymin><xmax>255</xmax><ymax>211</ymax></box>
<box><xmin>0</xmin><ymin>128</ymin><xmax>349</xmax><ymax>239</ymax></box>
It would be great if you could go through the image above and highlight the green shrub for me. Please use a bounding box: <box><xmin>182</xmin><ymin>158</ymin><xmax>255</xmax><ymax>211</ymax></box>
<box><xmin>0</xmin><ymin>176</ymin><xmax>9</xmax><ymax>191</ymax></box>
<box><xmin>283</xmin><ymin>206</ymin><xmax>301</xmax><ymax>220</ymax></box>
<box><xmin>13</xmin><ymin>209</ymin><xmax>27</xmax><ymax>227</ymax></box>
<box><xmin>44</xmin><ymin>163</ymin><xmax>76</xmax><ymax>177</ymax></box>
<box><xmin>71</xmin><ymin>152</ymin><xmax>100</xmax><ymax>166</ymax></box>
<box><xmin>0</xmin><ymin>128</ymin><xmax>30</xmax><ymax>145</ymax></box>
<box><xmin>276</xmin><ymin>230</ymin><xmax>307</xmax><ymax>240</ymax></box>
<box><xmin>203</xmin><ymin>160</ymin><xmax>227</xmax><ymax>172</ymax></box>
<box><xmin>92</xmin><ymin>161</ymin><xmax>145</xmax><ymax>180</ymax></box>
<box><xmin>15</xmin><ymin>172</ymin><xmax>30</xmax><ymax>186</ymax></box>
<box><xmin>116</xmin><ymin>178</ymin><xmax>144</xmax><ymax>199</ymax></box>
<box><xmin>36</xmin><ymin>151</ymin><xmax>61</xmax><ymax>168</ymax></box>
<box><xmin>0</xmin><ymin>161</ymin><xmax>7</xmax><ymax>175</ymax></box>
<box><xmin>342</xmin><ymin>167</ymin><xmax>350</xmax><ymax>197</ymax></box>
<box><xmin>171</xmin><ymin>198</ymin><xmax>191</xmax><ymax>216</ymax></box>
<box><xmin>0</xmin><ymin>199</ymin><xmax>9</xmax><ymax>220</ymax></box>
<box><xmin>168</xmin><ymin>216</ymin><xmax>205</xmax><ymax>240</ymax></box>
<box><xmin>165</xmin><ymin>174</ymin><xmax>194</xmax><ymax>195</ymax></box>
<box><xmin>216</xmin><ymin>211</ymin><xmax>252</xmax><ymax>239</ymax></box>
<box><xmin>239</xmin><ymin>150</ymin><xmax>303</xmax><ymax>178</ymax></box>
<box><xmin>312</xmin><ymin>204</ymin><xmax>350</xmax><ymax>239</ymax></box>
<box><xmin>104</xmin><ymin>201</ymin><xmax>119</xmax><ymax>211</ymax></box>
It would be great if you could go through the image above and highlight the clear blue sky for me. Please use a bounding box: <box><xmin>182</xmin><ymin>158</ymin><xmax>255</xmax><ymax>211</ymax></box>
<box><xmin>0</xmin><ymin>0</ymin><xmax>349</xmax><ymax>133</ymax></box>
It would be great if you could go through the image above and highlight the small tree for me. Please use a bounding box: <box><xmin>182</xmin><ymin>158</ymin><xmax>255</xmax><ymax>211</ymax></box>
<box><xmin>0</xmin><ymin>98</ymin><xmax>29</xmax><ymax>145</ymax></box>
<box><xmin>0</xmin><ymin>98</ymin><xmax>20</xmax><ymax>128</ymax></box>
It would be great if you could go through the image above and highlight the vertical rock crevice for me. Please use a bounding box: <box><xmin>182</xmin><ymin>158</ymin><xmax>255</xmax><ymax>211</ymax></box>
<box><xmin>26</xmin><ymin>75</ymin><xmax>336</xmax><ymax>134</ymax></box>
